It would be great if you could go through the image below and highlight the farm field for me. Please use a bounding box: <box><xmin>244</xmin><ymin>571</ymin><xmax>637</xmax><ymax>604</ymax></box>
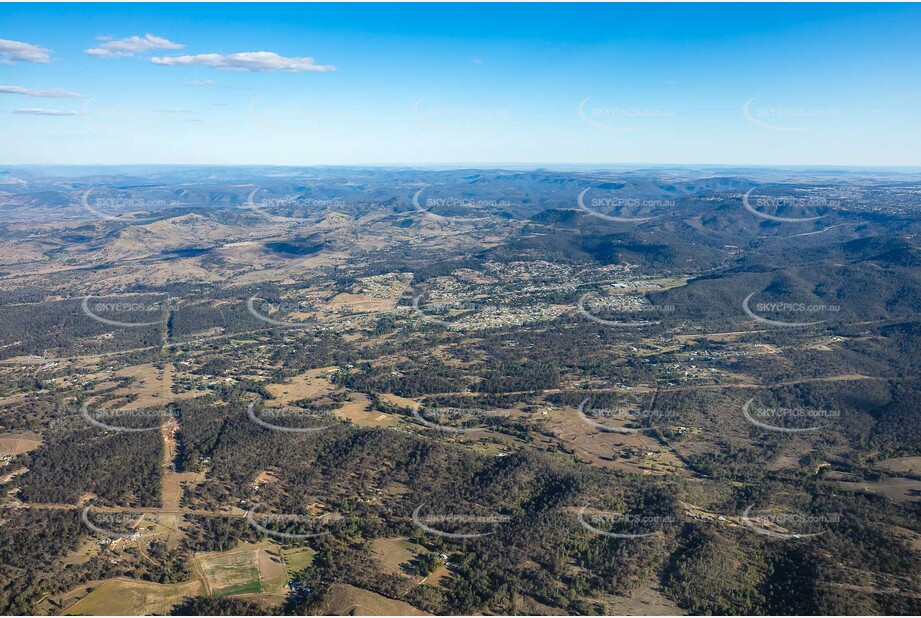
<box><xmin>0</xmin><ymin>432</ymin><xmax>42</xmax><ymax>458</ymax></box>
<box><xmin>264</xmin><ymin>367</ymin><xmax>337</xmax><ymax>406</ymax></box>
<box><xmin>194</xmin><ymin>544</ymin><xmax>264</xmax><ymax>597</ymax></box>
<box><xmin>371</xmin><ymin>537</ymin><xmax>424</xmax><ymax>577</ymax></box>
<box><xmin>280</xmin><ymin>546</ymin><xmax>316</xmax><ymax>576</ymax></box>
<box><xmin>62</xmin><ymin>578</ymin><xmax>205</xmax><ymax>616</ymax></box>
<box><xmin>321</xmin><ymin>583</ymin><xmax>430</xmax><ymax>616</ymax></box>
<box><xmin>877</xmin><ymin>456</ymin><xmax>921</xmax><ymax>477</ymax></box>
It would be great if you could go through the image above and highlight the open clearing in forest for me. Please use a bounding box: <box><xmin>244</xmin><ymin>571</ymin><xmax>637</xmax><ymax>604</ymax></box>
<box><xmin>835</xmin><ymin>477</ymin><xmax>921</xmax><ymax>505</ymax></box>
<box><xmin>546</xmin><ymin>402</ymin><xmax>686</xmax><ymax>475</ymax></box>
<box><xmin>194</xmin><ymin>544</ymin><xmax>263</xmax><ymax>597</ymax></box>
<box><xmin>56</xmin><ymin>542</ymin><xmax>287</xmax><ymax>614</ymax></box>
<box><xmin>321</xmin><ymin>583</ymin><xmax>430</xmax><ymax>616</ymax></box>
<box><xmin>257</xmin><ymin>545</ymin><xmax>289</xmax><ymax>596</ymax></box>
<box><xmin>372</xmin><ymin>537</ymin><xmax>423</xmax><ymax>577</ymax></box>
<box><xmin>62</xmin><ymin>578</ymin><xmax>204</xmax><ymax>616</ymax></box>
<box><xmin>264</xmin><ymin>366</ymin><xmax>336</xmax><ymax>406</ymax></box>
<box><xmin>281</xmin><ymin>546</ymin><xmax>316</xmax><ymax>577</ymax></box>
<box><xmin>325</xmin><ymin>292</ymin><xmax>400</xmax><ymax>314</ymax></box>
<box><xmin>876</xmin><ymin>456</ymin><xmax>921</xmax><ymax>477</ymax></box>
<box><xmin>0</xmin><ymin>431</ymin><xmax>42</xmax><ymax>457</ymax></box>
<box><xmin>337</xmin><ymin>393</ymin><xmax>401</xmax><ymax>428</ymax></box>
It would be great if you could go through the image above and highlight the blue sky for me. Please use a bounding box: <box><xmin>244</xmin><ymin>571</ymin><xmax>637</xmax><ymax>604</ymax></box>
<box><xmin>1</xmin><ymin>3</ymin><xmax>919</xmax><ymax>166</ymax></box>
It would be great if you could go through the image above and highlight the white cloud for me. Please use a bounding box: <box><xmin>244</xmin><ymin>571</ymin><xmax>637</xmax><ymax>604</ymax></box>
<box><xmin>86</xmin><ymin>34</ymin><xmax>184</xmax><ymax>58</ymax></box>
<box><xmin>0</xmin><ymin>38</ymin><xmax>52</xmax><ymax>63</ymax></box>
<box><xmin>151</xmin><ymin>51</ymin><xmax>335</xmax><ymax>72</ymax></box>
<box><xmin>184</xmin><ymin>80</ymin><xmax>215</xmax><ymax>87</ymax></box>
<box><xmin>14</xmin><ymin>108</ymin><xmax>80</xmax><ymax>116</ymax></box>
<box><xmin>0</xmin><ymin>85</ymin><xmax>85</xmax><ymax>98</ymax></box>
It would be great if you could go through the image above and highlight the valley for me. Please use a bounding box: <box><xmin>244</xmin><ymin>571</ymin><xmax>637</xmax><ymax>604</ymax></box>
<box><xmin>0</xmin><ymin>166</ymin><xmax>919</xmax><ymax>616</ymax></box>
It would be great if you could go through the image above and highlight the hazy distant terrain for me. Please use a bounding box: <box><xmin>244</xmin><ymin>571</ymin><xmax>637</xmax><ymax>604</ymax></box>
<box><xmin>0</xmin><ymin>166</ymin><xmax>919</xmax><ymax>616</ymax></box>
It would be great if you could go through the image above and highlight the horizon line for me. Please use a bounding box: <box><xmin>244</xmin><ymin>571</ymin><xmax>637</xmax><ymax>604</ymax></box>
<box><xmin>5</xmin><ymin>163</ymin><xmax>921</xmax><ymax>171</ymax></box>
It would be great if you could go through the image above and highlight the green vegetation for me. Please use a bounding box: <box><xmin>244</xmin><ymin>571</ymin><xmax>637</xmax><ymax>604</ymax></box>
<box><xmin>1</xmin><ymin>168</ymin><xmax>919</xmax><ymax>615</ymax></box>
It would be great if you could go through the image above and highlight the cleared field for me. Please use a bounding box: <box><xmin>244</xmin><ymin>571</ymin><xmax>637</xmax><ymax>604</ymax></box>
<box><xmin>876</xmin><ymin>456</ymin><xmax>921</xmax><ymax>477</ymax></box>
<box><xmin>111</xmin><ymin>364</ymin><xmax>168</xmax><ymax>410</ymax></box>
<box><xmin>594</xmin><ymin>584</ymin><xmax>686</xmax><ymax>616</ymax></box>
<box><xmin>325</xmin><ymin>292</ymin><xmax>400</xmax><ymax>313</ymax></box>
<box><xmin>257</xmin><ymin>546</ymin><xmax>289</xmax><ymax>596</ymax></box>
<box><xmin>0</xmin><ymin>431</ymin><xmax>42</xmax><ymax>457</ymax></box>
<box><xmin>195</xmin><ymin>544</ymin><xmax>263</xmax><ymax>597</ymax></box>
<box><xmin>134</xmin><ymin>512</ymin><xmax>186</xmax><ymax>552</ymax></box>
<box><xmin>59</xmin><ymin>543</ymin><xmax>287</xmax><ymax>614</ymax></box>
<box><xmin>372</xmin><ymin>537</ymin><xmax>424</xmax><ymax>577</ymax></box>
<box><xmin>516</xmin><ymin>594</ymin><xmax>569</xmax><ymax>615</ymax></box>
<box><xmin>62</xmin><ymin>577</ymin><xmax>204</xmax><ymax>616</ymax></box>
<box><xmin>161</xmin><ymin>417</ymin><xmax>182</xmax><ymax>511</ymax></box>
<box><xmin>424</xmin><ymin>564</ymin><xmax>451</xmax><ymax>588</ymax></box>
<box><xmin>264</xmin><ymin>366</ymin><xmax>336</xmax><ymax>406</ymax></box>
<box><xmin>889</xmin><ymin>525</ymin><xmax>921</xmax><ymax>552</ymax></box>
<box><xmin>321</xmin><ymin>583</ymin><xmax>430</xmax><ymax>616</ymax></box>
<box><xmin>61</xmin><ymin>539</ymin><xmax>103</xmax><ymax>566</ymax></box>
<box><xmin>337</xmin><ymin>393</ymin><xmax>401</xmax><ymax>428</ymax></box>
<box><xmin>100</xmin><ymin>362</ymin><xmax>202</xmax><ymax>412</ymax></box>
<box><xmin>281</xmin><ymin>546</ymin><xmax>316</xmax><ymax>576</ymax></box>
<box><xmin>160</xmin><ymin>414</ymin><xmax>206</xmax><ymax>518</ymax></box>
<box><xmin>546</xmin><ymin>403</ymin><xmax>686</xmax><ymax>475</ymax></box>
<box><xmin>836</xmin><ymin>477</ymin><xmax>921</xmax><ymax>505</ymax></box>
<box><xmin>378</xmin><ymin>393</ymin><xmax>419</xmax><ymax>409</ymax></box>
